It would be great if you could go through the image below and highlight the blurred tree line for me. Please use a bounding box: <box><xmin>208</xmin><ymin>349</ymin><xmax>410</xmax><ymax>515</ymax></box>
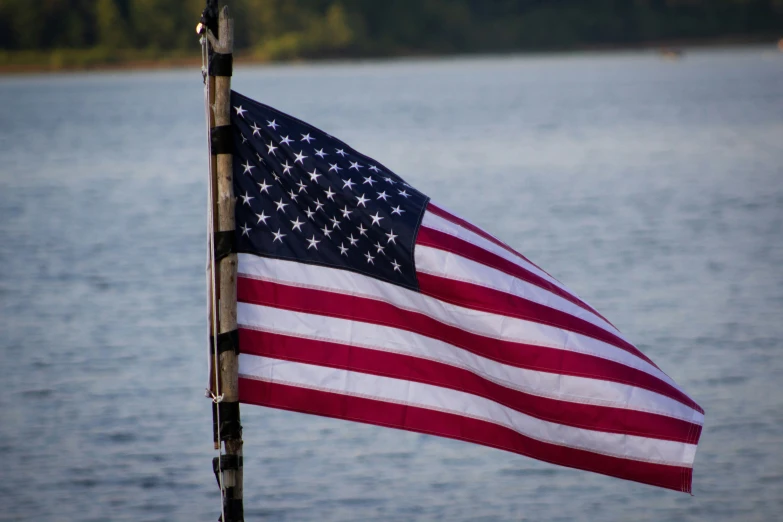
<box><xmin>1</xmin><ymin>0</ymin><xmax>782</xmax><ymax>61</ymax></box>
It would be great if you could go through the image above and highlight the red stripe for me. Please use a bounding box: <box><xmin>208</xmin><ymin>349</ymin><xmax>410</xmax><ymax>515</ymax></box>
<box><xmin>239</xmin><ymin>377</ymin><xmax>693</xmax><ymax>493</ymax></box>
<box><xmin>417</xmin><ymin>226</ymin><xmax>634</xmax><ymax>362</ymax></box>
<box><xmin>418</xmin><ymin>272</ymin><xmax>639</xmax><ymax>362</ymax></box>
<box><xmin>238</xmin><ymin>276</ymin><xmax>704</xmax><ymax>414</ymax></box>
<box><xmin>240</xmin><ymin>328</ymin><xmax>702</xmax><ymax>444</ymax></box>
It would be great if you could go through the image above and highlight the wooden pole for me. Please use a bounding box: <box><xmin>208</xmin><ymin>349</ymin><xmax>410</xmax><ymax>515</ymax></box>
<box><xmin>205</xmin><ymin>4</ymin><xmax>243</xmax><ymax>521</ymax></box>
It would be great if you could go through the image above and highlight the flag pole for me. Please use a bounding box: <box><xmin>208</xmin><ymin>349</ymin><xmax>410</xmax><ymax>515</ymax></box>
<box><xmin>200</xmin><ymin>2</ymin><xmax>243</xmax><ymax>521</ymax></box>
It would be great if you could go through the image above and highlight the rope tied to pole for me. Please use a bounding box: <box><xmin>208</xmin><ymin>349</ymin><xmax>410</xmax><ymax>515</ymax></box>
<box><xmin>202</xmin><ymin>28</ymin><xmax>227</xmax><ymax>522</ymax></box>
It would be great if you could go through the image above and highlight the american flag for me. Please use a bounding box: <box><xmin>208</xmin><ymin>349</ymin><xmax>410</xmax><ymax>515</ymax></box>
<box><xmin>229</xmin><ymin>90</ymin><xmax>704</xmax><ymax>493</ymax></box>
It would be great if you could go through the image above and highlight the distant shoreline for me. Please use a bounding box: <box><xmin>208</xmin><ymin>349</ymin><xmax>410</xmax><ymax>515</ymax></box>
<box><xmin>1</xmin><ymin>35</ymin><xmax>779</xmax><ymax>75</ymax></box>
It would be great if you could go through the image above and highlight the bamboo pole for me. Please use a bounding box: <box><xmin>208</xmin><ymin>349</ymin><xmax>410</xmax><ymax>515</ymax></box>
<box><xmin>206</xmin><ymin>5</ymin><xmax>243</xmax><ymax>521</ymax></box>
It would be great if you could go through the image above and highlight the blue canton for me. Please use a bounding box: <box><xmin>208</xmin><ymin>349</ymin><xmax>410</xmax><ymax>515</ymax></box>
<box><xmin>230</xmin><ymin>90</ymin><xmax>429</xmax><ymax>291</ymax></box>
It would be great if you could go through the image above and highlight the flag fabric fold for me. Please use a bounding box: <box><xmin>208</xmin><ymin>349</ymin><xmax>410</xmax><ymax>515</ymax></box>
<box><xmin>228</xmin><ymin>90</ymin><xmax>704</xmax><ymax>493</ymax></box>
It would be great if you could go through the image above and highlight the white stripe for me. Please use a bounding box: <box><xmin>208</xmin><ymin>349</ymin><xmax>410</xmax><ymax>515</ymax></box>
<box><xmin>238</xmin><ymin>301</ymin><xmax>703</xmax><ymax>425</ymax></box>
<box><xmin>239</xmin><ymin>354</ymin><xmax>698</xmax><ymax>467</ymax></box>
<box><xmin>238</xmin><ymin>254</ymin><xmax>678</xmax><ymax>389</ymax></box>
<box><xmin>415</xmin><ymin>244</ymin><xmax>625</xmax><ymax>340</ymax></box>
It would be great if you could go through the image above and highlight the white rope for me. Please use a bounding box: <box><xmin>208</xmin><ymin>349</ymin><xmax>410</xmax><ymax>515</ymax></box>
<box><xmin>202</xmin><ymin>30</ymin><xmax>227</xmax><ymax>522</ymax></box>
<box><xmin>203</xmin><ymin>31</ymin><xmax>214</xmax><ymax>398</ymax></box>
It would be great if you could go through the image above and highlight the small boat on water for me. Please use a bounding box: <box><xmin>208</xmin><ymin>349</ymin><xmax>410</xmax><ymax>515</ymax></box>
<box><xmin>659</xmin><ymin>47</ymin><xmax>684</xmax><ymax>60</ymax></box>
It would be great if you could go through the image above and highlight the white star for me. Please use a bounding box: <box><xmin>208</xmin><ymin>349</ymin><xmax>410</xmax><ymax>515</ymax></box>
<box><xmin>398</xmin><ymin>189</ymin><xmax>410</xmax><ymax>198</ymax></box>
<box><xmin>391</xmin><ymin>205</ymin><xmax>405</xmax><ymax>216</ymax></box>
<box><xmin>376</xmin><ymin>191</ymin><xmax>389</xmax><ymax>201</ymax></box>
<box><xmin>375</xmin><ymin>241</ymin><xmax>385</xmax><ymax>254</ymax></box>
<box><xmin>280</xmin><ymin>135</ymin><xmax>293</xmax><ymax>146</ymax></box>
<box><xmin>287</xmin><ymin>189</ymin><xmax>298</xmax><ymax>202</ymax></box>
<box><xmin>294</xmin><ymin>150</ymin><xmax>308</xmax><ymax>164</ymax></box>
<box><xmin>363</xmin><ymin>176</ymin><xmax>376</xmax><ymax>186</ymax></box>
<box><xmin>349</xmin><ymin>161</ymin><xmax>363</xmax><ymax>171</ymax></box>
<box><xmin>305</xmin><ymin>207</ymin><xmax>315</xmax><ymax>219</ymax></box>
<box><xmin>255</xmin><ymin>153</ymin><xmax>265</xmax><ymax>164</ymax></box>
<box><xmin>241</xmin><ymin>134</ymin><xmax>247</xmax><ymax>144</ymax></box>
<box><xmin>272</xmin><ymin>229</ymin><xmax>286</xmax><ymax>243</ymax></box>
<box><xmin>308</xmin><ymin>169</ymin><xmax>321</xmax><ymax>182</ymax></box>
<box><xmin>339</xmin><ymin>243</ymin><xmax>349</xmax><ymax>256</ymax></box>
<box><xmin>369</xmin><ymin>212</ymin><xmax>384</xmax><ymax>226</ymax></box>
<box><xmin>324</xmin><ymin>187</ymin><xmax>336</xmax><ymax>200</ymax></box>
<box><xmin>266</xmin><ymin>141</ymin><xmax>277</xmax><ymax>156</ymax></box>
<box><xmin>250</xmin><ymin>121</ymin><xmax>262</xmax><ymax>137</ymax></box>
<box><xmin>356</xmin><ymin>193</ymin><xmax>369</xmax><ymax>207</ymax></box>
<box><xmin>391</xmin><ymin>259</ymin><xmax>401</xmax><ymax>272</ymax></box>
<box><xmin>368</xmin><ymin>165</ymin><xmax>380</xmax><ymax>172</ymax></box>
<box><xmin>272</xmin><ymin>172</ymin><xmax>280</xmax><ymax>182</ymax></box>
<box><xmin>348</xmin><ymin>233</ymin><xmax>359</xmax><ymax>246</ymax></box>
<box><xmin>365</xmin><ymin>251</ymin><xmax>375</xmax><ymax>264</ymax></box>
<box><xmin>340</xmin><ymin>206</ymin><xmax>352</xmax><ymax>219</ymax></box>
<box><xmin>315</xmin><ymin>148</ymin><xmax>327</xmax><ymax>158</ymax></box>
<box><xmin>256</xmin><ymin>211</ymin><xmax>269</xmax><ymax>225</ymax></box>
<box><xmin>240</xmin><ymin>192</ymin><xmax>254</xmax><ymax>206</ymax></box>
<box><xmin>234</xmin><ymin>105</ymin><xmax>246</xmax><ymax>117</ymax></box>
<box><xmin>290</xmin><ymin>217</ymin><xmax>304</xmax><ymax>232</ymax></box>
<box><xmin>314</xmin><ymin>199</ymin><xmax>325</xmax><ymax>212</ymax></box>
<box><xmin>274</xmin><ymin>198</ymin><xmax>288</xmax><ymax>212</ymax></box>
<box><xmin>384</xmin><ymin>177</ymin><xmax>395</xmax><ymax>184</ymax></box>
<box><xmin>330</xmin><ymin>216</ymin><xmax>341</xmax><ymax>229</ymax></box>
<box><xmin>358</xmin><ymin>223</ymin><xmax>368</xmax><ymax>236</ymax></box>
<box><xmin>267</xmin><ymin>119</ymin><xmax>279</xmax><ymax>130</ymax></box>
<box><xmin>257</xmin><ymin>180</ymin><xmax>271</xmax><ymax>193</ymax></box>
<box><xmin>336</xmin><ymin>148</ymin><xmax>346</xmax><ymax>157</ymax></box>
<box><xmin>328</xmin><ymin>163</ymin><xmax>342</xmax><ymax>173</ymax></box>
<box><xmin>386</xmin><ymin>229</ymin><xmax>398</xmax><ymax>244</ymax></box>
<box><xmin>281</xmin><ymin>161</ymin><xmax>293</xmax><ymax>175</ymax></box>
<box><xmin>296</xmin><ymin>180</ymin><xmax>308</xmax><ymax>193</ymax></box>
<box><xmin>321</xmin><ymin>225</ymin><xmax>332</xmax><ymax>239</ymax></box>
<box><xmin>242</xmin><ymin>161</ymin><xmax>255</xmax><ymax>175</ymax></box>
<box><xmin>301</xmin><ymin>133</ymin><xmax>314</xmax><ymax>143</ymax></box>
<box><xmin>307</xmin><ymin>235</ymin><xmax>320</xmax><ymax>250</ymax></box>
<box><xmin>342</xmin><ymin>178</ymin><xmax>355</xmax><ymax>190</ymax></box>
<box><xmin>240</xmin><ymin>222</ymin><xmax>251</xmax><ymax>236</ymax></box>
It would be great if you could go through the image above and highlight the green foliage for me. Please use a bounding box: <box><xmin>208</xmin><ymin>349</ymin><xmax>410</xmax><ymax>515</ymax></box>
<box><xmin>95</xmin><ymin>0</ymin><xmax>129</xmax><ymax>49</ymax></box>
<box><xmin>0</xmin><ymin>0</ymin><xmax>781</xmax><ymax>66</ymax></box>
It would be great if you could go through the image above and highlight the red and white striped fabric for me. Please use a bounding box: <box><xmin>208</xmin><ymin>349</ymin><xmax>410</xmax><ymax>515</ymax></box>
<box><xmin>237</xmin><ymin>202</ymin><xmax>704</xmax><ymax>493</ymax></box>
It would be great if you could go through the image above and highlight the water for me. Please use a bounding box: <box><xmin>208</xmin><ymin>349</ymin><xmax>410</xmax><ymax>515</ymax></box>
<box><xmin>1</xmin><ymin>48</ymin><xmax>782</xmax><ymax>521</ymax></box>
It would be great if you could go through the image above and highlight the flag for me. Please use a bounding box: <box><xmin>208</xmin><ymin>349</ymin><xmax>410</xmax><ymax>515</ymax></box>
<box><xmin>228</xmin><ymin>90</ymin><xmax>704</xmax><ymax>493</ymax></box>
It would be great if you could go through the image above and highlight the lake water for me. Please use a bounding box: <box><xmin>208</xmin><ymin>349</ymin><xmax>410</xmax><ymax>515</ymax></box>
<box><xmin>1</xmin><ymin>48</ymin><xmax>782</xmax><ymax>521</ymax></box>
